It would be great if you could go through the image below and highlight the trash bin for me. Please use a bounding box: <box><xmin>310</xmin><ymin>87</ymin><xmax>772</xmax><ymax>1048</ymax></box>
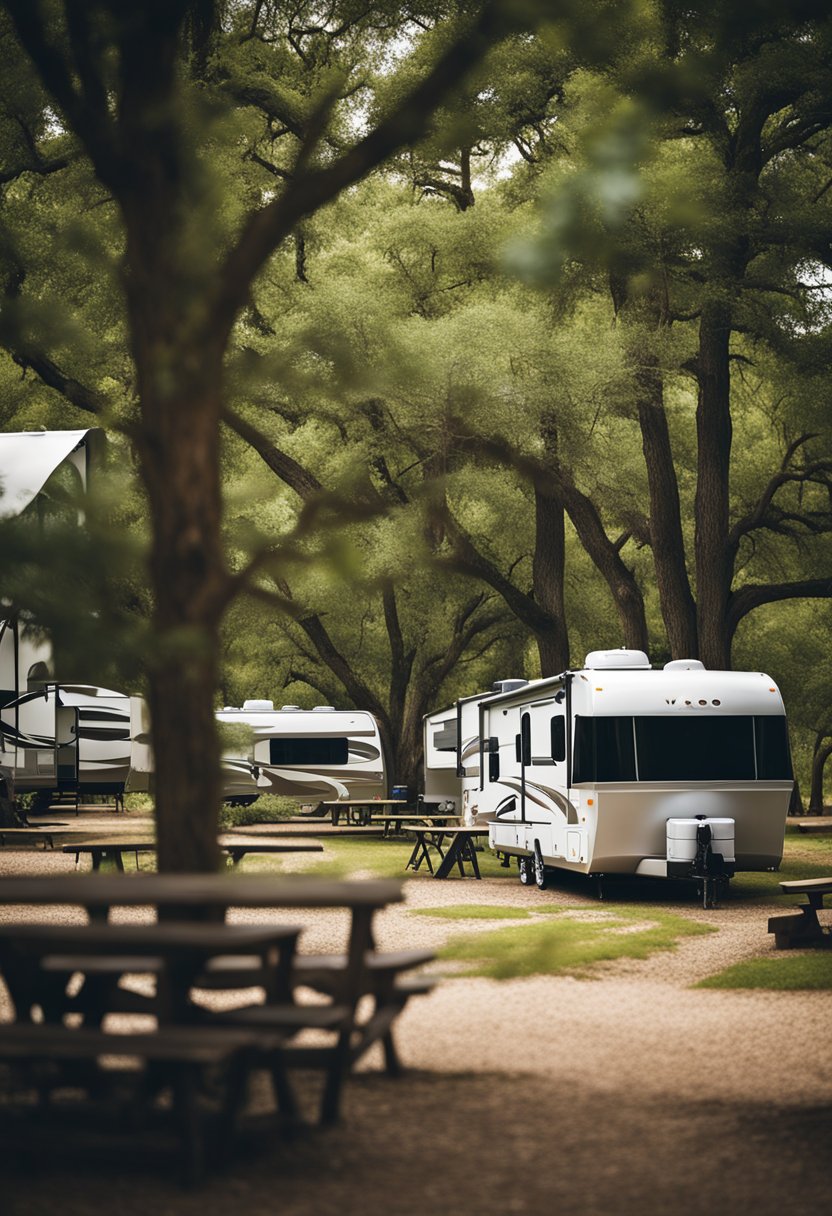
<box><xmin>391</xmin><ymin>784</ymin><xmax>409</xmax><ymax>802</ymax></box>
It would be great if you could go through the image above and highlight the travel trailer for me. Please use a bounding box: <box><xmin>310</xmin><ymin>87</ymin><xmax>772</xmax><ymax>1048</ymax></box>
<box><xmin>0</xmin><ymin>429</ymin><xmax>152</xmax><ymax>805</ymax></box>
<box><xmin>423</xmin><ymin>651</ymin><xmax>793</xmax><ymax>901</ymax></box>
<box><xmin>0</xmin><ymin>682</ymin><xmax>152</xmax><ymax>805</ymax></box>
<box><xmin>217</xmin><ymin>700</ymin><xmax>386</xmax><ymax>804</ymax></box>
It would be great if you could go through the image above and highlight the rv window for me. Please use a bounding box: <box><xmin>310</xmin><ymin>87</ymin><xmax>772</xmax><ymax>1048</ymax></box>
<box><xmin>551</xmin><ymin>716</ymin><xmax>566</xmax><ymax>763</ymax></box>
<box><xmin>635</xmin><ymin>716</ymin><xmax>756</xmax><ymax>781</ymax></box>
<box><xmin>573</xmin><ymin>717</ymin><xmax>636</xmax><ymax>783</ymax></box>
<box><xmin>754</xmin><ymin>716</ymin><xmax>793</xmax><ymax>780</ymax></box>
<box><xmin>489</xmin><ymin>747</ymin><xmax>500</xmax><ymax>783</ymax></box>
<box><xmin>269</xmin><ymin>737</ymin><xmax>349</xmax><ymax>766</ymax></box>
<box><xmin>433</xmin><ymin>721</ymin><xmax>458</xmax><ymax>753</ymax></box>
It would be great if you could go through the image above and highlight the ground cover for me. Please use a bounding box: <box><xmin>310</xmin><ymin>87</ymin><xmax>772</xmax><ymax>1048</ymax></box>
<box><xmin>434</xmin><ymin>906</ymin><xmax>717</xmax><ymax>980</ymax></box>
<box><xmin>696</xmin><ymin>953</ymin><xmax>832</xmax><ymax>990</ymax></box>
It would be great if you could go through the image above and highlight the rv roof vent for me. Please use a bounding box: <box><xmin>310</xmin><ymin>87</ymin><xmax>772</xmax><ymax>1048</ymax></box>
<box><xmin>663</xmin><ymin>659</ymin><xmax>706</xmax><ymax>672</ymax></box>
<box><xmin>584</xmin><ymin>649</ymin><xmax>651</xmax><ymax>670</ymax></box>
<box><xmin>242</xmin><ymin>699</ymin><xmax>274</xmax><ymax>711</ymax></box>
<box><xmin>280</xmin><ymin>704</ymin><xmax>301</xmax><ymax>711</ymax></box>
<box><xmin>492</xmin><ymin>679</ymin><xmax>528</xmax><ymax>694</ymax></box>
<box><xmin>312</xmin><ymin>705</ymin><xmax>335</xmax><ymax>712</ymax></box>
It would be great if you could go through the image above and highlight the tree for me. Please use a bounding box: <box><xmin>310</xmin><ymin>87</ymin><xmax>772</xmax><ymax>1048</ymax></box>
<box><xmin>0</xmin><ymin>0</ymin><xmax>516</xmax><ymax>869</ymax></box>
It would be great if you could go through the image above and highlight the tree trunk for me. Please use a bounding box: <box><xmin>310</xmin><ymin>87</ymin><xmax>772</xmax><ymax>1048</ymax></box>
<box><xmin>636</xmin><ymin>360</ymin><xmax>698</xmax><ymax>658</ymax></box>
<box><xmin>695</xmin><ymin>298</ymin><xmax>734</xmax><ymax>669</ymax></box>
<box><xmin>124</xmin><ymin>193</ymin><xmax>229</xmax><ymax>870</ymax></box>
<box><xmin>809</xmin><ymin>739</ymin><xmax>832</xmax><ymax>815</ymax></box>
<box><xmin>533</xmin><ymin>484</ymin><xmax>569</xmax><ymax>675</ymax></box>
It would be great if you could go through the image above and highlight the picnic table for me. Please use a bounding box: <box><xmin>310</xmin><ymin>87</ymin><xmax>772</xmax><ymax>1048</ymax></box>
<box><xmin>768</xmin><ymin>877</ymin><xmax>832</xmax><ymax>948</ymax></box>
<box><xmin>62</xmin><ymin>840</ymin><xmax>156</xmax><ymax>870</ymax></box>
<box><xmin>320</xmin><ymin>799</ymin><xmax>407</xmax><ymax>826</ymax></box>
<box><xmin>61</xmin><ymin>838</ymin><xmax>325</xmax><ymax>870</ymax></box>
<box><xmin>369</xmin><ymin>812</ymin><xmax>461</xmax><ymax>837</ymax></box>
<box><xmin>0</xmin><ymin>873</ymin><xmax>426</xmax><ymax>1125</ymax></box>
<box><xmin>0</xmin><ymin>827</ymin><xmax>55</xmax><ymax>849</ymax></box>
<box><xmin>405</xmin><ymin>825</ymin><xmax>490</xmax><ymax>879</ymax></box>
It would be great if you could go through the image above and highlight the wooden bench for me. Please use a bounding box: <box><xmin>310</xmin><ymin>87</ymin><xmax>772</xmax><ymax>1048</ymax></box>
<box><xmin>219</xmin><ymin>840</ymin><xmax>323</xmax><ymax>867</ymax></box>
<box><xmin>62</xmin><ymin>841</ymin><xmax>156</xmax><ymax>871</ymax></box>
<box><xmin>0</xmin><ymin>1022</ymin><xmax>276</xmax><ymax>1183</ymax></box>
<box><xmin>768</xmin><ymin>878</ymin><xmax>832</xmax><ymax>948</ymax></box>
<box><xmin>0</xmin><ymin>828</ymin><xmax>55</xmax><ymax>849</ymax></box>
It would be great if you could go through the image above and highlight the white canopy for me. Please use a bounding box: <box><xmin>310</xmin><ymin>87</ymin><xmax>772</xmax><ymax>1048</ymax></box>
<box><xmin>0</xmin><ymin>429</ymin><xmax>102</xmax><ymax>519</ymax></box>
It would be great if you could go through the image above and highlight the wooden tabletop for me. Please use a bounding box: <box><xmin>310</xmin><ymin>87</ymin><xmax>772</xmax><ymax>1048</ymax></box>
<box><xmin>0</xmin><ymin>921</ymin><xmax>302</xmax><ymax>954</ymax></box>
<box><xmin>62</xmin><ymin>840</ymin><xmax>156</xmax><ymax>852</ymax></box>
<box><xmin>320</xmin><ymin>799</ymin><xmax>407</xmax><ymax>807</ymax></box>
<box><xmin>404</xmin><ymin>825</ymin><xmax>489</xmax><ymax>835</ymax></box>
<box><xmin>0</xmin><ymin>873</ymin><xmax>404</xmax><ymax>909</ymax></box>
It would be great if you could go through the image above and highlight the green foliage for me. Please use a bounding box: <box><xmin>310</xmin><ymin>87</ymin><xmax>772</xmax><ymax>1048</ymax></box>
<box><xmin>438</xmin><ymin>905</ymin><xmax>716</xmax><ymax>979</ymax></box>
<box><xmin>217</xmin><ymin>795</ymin><xmax>299</xmax><ymax>830</ymax></box>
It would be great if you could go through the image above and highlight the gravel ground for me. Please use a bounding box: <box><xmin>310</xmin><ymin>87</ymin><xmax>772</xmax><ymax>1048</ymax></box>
<box><xmin>1</xmin><ymin>823</ymin><xmax>830</xmax><ymax>1214</ymax></box>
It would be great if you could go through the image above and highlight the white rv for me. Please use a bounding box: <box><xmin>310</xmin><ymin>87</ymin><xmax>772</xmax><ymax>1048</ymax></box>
<box><xmin>423</xmin><ymin>651</ymin><xmax>792</xmax><ymax>900</ymax></box>
<box><xmin>0</xmin><ymin>429</ymin><xmax>152</xmax><ymax>805</ymax></box>
<box><xmin>217</xmin><ymin>700</ymin><xmax>386</xmax><ymax>805</ymax></box>
<box><xmin>0</xmin><ymin>681</ymin><xmax>152</xmax><ymax>804</ymax></box>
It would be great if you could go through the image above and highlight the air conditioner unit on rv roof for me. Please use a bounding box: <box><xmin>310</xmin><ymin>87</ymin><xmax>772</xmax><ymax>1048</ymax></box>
<box><xmin>584</xmin><ymin>649</ymin><xmax>651</xmax><ymax>670</ymax></box>
<box><xmin>242</xmin><ymin>699</ymin><xmax>274</xmax><ymax>711</ymax></box>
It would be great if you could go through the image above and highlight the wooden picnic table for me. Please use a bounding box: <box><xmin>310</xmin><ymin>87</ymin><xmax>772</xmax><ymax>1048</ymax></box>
<box><xmin>0</xmin><ymin>920</ymin><xmax>302</xmax><ymax>1025</ymax></box>
<box><xmin>0</xmin><ymin>827</ymin><xmax>55</xmax><ymax>849</ymax></box>
<box><xmin>369</xmin><ymin>812</ymin><xmax>461</xmax><ymax>837</ymax></box>
<box><xmin>62</xmin><ymin>840</ymin><xmax>156</xmax><ymax>871</ymax></box>
<box><xmin>320</xmin><ymin>799</ymin><xmax>407</xmax><ymax>826</ymax></box>
<box><xmin>0</xmin><ymin>873</ymin><xmax>410</xmax><ymax>1124</ymax></box>
<box><xmin>61</xmin><ymin>838</ymin><xmax>325</xmax><ymax>870</ymax></box>
<box><xmin>218</xmin><ymin>838</ymin><xmax>323</xmax><ymax>867</ymax></box>
<box><xmin>404</xmin><ymin>825</ymin><xmax>490</xmax><ymax>879</ymax></box>
<box><xmin>768</xmin><ymin>877</ymin><xmax>832</xmax><ymax>948</ymax></box>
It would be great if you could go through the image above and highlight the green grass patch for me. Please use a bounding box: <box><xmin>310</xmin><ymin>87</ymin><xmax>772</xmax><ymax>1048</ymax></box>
<box><xmin>411</xmin><ymin>905</ymin><xmax>535</xmax><ymax>921</ymax></box>
<box><xmin>218</xmin><ymin>795</ymin><xmax>299</xmax><ymax>830</ymax></box>
<box><xmin>696</xmin><ymin>953</ymin><xmax>832</xmax><ymax>990</ymax></box>
<box><xmin>439</xmin><ymin>906</ymin><xmax>715</xmax><ymax>980</ymax></box>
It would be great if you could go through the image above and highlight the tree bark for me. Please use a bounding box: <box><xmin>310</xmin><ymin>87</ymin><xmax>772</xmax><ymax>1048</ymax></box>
<box><xmin>636</xmin><ymin>358</ymin><xmax>698</xmax><ymax>658</ymax></box>
<box><xmin>809</xmin><ymin>738</ymin><xmax>832</xmax><ymax>815</ymax></box>
<box><xmin>694</xmin><ymin>298</ymin><xmax>734</xmax><ymax>669</ymax></box>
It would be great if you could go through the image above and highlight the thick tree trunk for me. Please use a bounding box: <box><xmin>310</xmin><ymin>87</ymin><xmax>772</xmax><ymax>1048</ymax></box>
<box><xmin>636</xmin><ymin>362</ymin><xmax>698</xmax><ymax>658</ymax></box>
<box><xmin>533</xmin><ymin>484</ymin><xmax>569</xmax><ymax>676</ymax></box>
<box><xmin>695</xmin><ymin>298</ymin><xmax>734</xmax><ymax>669</ymax></box>
<box><xmin>124</xmin><ymin>191</ymin><xmax>229</xmax><ymax>869</ymax></box>
<box><xmin>558</xmin><ymin>476</ymin><xmax>649</xmax><ymax>653</ymax></box>
<box><xmin>809</xmin><ymin>739</ymin><xmax>832</xmax><ymax>815</ymax></box>
<box><xmin>137</xmin><ymin>384</ymin><xmax>227</xmax><ymax>872</ymax></box>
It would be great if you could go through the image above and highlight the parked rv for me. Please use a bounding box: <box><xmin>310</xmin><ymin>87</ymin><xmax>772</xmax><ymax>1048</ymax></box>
<box><xmin>423</xmin><ymin>650</ymin><xmax>792</xmax><ymax>901</ymax></box>
<box><xmin>217</xmin><ymin>700</ymin><xmax>386</xmax><ymax>805</ymax></box>
<box><xmin>0</xmin><ymin>681</ymin><xmax>151</xmax><ymax>806</ymax></box>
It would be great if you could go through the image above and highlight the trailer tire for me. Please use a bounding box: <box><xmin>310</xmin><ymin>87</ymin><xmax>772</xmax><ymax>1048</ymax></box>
<box><xmin>533</xmin><ymin>843</ymin><xmax>548</xmax><ymax>890</ymax></box>
<box><xmin>518</xmin><ymin>856</ymin><xmax>533</xmax><ymax>885</ymax></box>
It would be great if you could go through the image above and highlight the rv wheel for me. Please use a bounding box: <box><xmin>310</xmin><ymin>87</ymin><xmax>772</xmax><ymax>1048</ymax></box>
<box><xmin>533</xmin><ymin>844</ymin><xmax>548</xmax><ymax>890</ymax></box>
<box><xmin>518</xmin><ymin>856</ymin><xmax>533</xmax><ymax>885</ymax></box>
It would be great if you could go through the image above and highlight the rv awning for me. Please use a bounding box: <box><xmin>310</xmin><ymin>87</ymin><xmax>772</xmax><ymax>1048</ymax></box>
<box><xmin>0</xmin><ymin>430</ymin><xmax>102</xmax><ymax>519</ymax></box>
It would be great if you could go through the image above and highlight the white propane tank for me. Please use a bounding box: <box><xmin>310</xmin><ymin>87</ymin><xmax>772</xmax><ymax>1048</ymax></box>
<box><xmin>666</xmin><ymin>817</ymin><xmax>735</xmax><ymax>876</ymax></box>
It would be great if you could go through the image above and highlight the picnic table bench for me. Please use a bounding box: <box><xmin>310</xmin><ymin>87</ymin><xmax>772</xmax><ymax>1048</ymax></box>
<box><xmin>0</xmin><ymin>1022</ymin><xmax>274</xmax><ymax>1183</ymax></box>
<box><xmin>0</xmin><ymin>874</ymin><xmax>431</xmax><ymax>1126</ymax></box>
<box><xmin>768</xmin><ymin>877</ymin><xmax>832</xmax><ymax>948</ymax></box>
<box><xmin>405</xmin><ymin>825</ymin><xmax>490</xmax><ymax>879</ymax></box>
<box><xmin>219</xmin><ymin>838</ymin><xmax>323</xmax><ymax>867</ymax></box>
<box><xmin>0</xmin><ymin>827</ymin><xmax>55</xmax><ymax>849</ymax></box>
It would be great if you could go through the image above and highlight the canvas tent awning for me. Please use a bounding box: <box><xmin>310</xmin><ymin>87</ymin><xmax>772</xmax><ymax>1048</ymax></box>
<box><xmin>0</xmin><ymin>430</ymin><xmax>103</xmax><ymax>519</ymax></box>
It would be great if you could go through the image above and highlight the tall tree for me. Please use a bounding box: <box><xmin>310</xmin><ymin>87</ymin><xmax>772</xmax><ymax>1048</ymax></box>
<box><xmin>1</xmin><ymin>0</ymin><xmax>514</xmax><ymax>869</ymax></box>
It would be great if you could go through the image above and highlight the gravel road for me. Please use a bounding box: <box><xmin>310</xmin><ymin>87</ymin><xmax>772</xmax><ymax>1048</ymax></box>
<box><xmin>1</xmin><ymin>828</ymin><xmax>829</xmax><ymax>1215</ymax></box>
